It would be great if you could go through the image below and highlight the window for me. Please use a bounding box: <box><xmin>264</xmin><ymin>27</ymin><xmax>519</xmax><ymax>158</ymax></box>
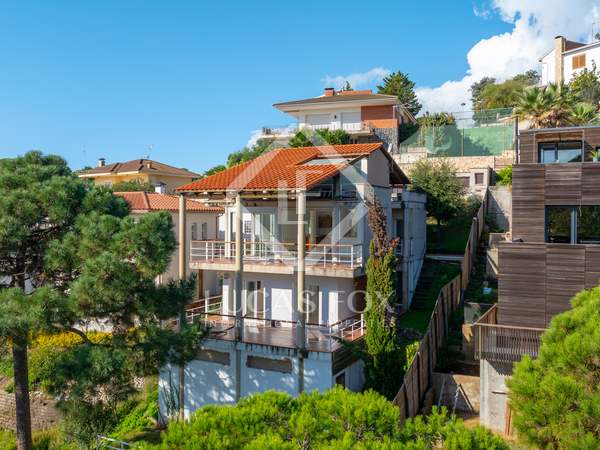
<box><xmin>577</xmin><ymin>206</ymin><xmax>600</xmax><ymax>244</ymax></box>
<box><xmin>341</xmin><ymin>207</ymin><xmax>358</xmax><ymax>238</ymax></box>
<box><xmin>572</xmin><ymin>53</ymin><xmax>586</xmax><ymax>69</ymax></box>
<box><xmin>201</xmin><ymin>222</ymin><xmax>208</xmax><ymax>240</ymax></box>
<box><xmin>245</xmin><ymin>281</ymin><xmax>264</xmax><ymax>318</ymax></box>
<box><xmin>305</xmin><ymin>285</ymin><xmax>320</xmax><ymax>324</ymax></box>
<box><xmin>475</xmin><ymin>173</ymin><xmax>484</xmax><ymax>185</ymax></box>
<box><xmin>545</xmin><ymin>206</ymin><xmax>600</xmax><ymax>244</ymax></box>
<box><xmin>546</xmin><ymin>207</ymin><xmax>573</xmax><ymax>243</ymax></box>
<box><xmin>539</xmin><ymin>141</ymin><xmax>583</xmax><ymax>164</ymax></box>
<box><xmin>191</xmin><ymin>222</ymin><xmax>198</xmax><ymax>240</ymax></box>
<box><xmin>243</xmin><ymin>219</ymin><xmax>252</xmax><ymax>240</ymax></box>
<box><xmin>458</xmin><ymin>176</ymin><xmax>470</xmax><ymax>188</ymax></box>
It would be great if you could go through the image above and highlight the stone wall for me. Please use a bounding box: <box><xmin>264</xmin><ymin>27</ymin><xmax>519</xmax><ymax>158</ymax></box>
<box><xmin>394</xmin><ymin>150</ymin><xmax>514</xmax><ymax>175</ymax></box>
<box><xmin>0</xmin><ymin>378</ymin><xmax>60</xmax><ymax>431</ymax></box>
<box><xmin>487</xmin><ymin>185</ymin><xmax>511</xmax><ymax>232</ymax></box>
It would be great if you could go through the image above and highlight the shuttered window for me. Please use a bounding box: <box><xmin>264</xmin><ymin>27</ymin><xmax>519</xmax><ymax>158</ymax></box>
<box><xmin>572</xmin><ymin>54</ymin><xmax>586</xmax><ymax>69</ymax></box>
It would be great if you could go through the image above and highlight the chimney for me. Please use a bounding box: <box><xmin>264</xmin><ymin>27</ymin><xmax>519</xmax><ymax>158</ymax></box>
<box><xmin>324</xmin><ymin>87</ymin><xmax>335</xmax><ymax>97</ymax></box>
<box><xmin>98</xmin><ymin>158</ymin><xmax>106</xmax><ymax>167</ymax></box>
<box><xmin>146</xmin><ymin>160</ymin><xmax>153</xmax><ymax>169</ymax></box>
<box><xmin>554</xmin><ymin>35</ymin><xmax>566</xmax><ymax>84</ymax></box>
<box><xmin>154</xmin><ymin>182</ymin><xmax>166</xmax><ymax>194</ymax></box>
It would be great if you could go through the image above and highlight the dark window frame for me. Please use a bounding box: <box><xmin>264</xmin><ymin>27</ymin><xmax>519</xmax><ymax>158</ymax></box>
<box><xmin>545</xmin><ymin>205</ymin><xmax>600</xmax><ymax>244</ymax></box>
<box><xmin>538</xmin><ymin>141</ymin><xmax>583</xmax><ymax>164</ymax></box>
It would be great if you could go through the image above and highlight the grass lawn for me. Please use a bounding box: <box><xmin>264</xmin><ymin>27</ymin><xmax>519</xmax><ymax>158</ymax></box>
<box><xmin>426</xmin><ymin>215</ymin><xmax>473</xmax><ymax>254</ymax></box>
<box><xmin>398</xmin><ymin>260</ymin><xmax>461</xmax><ymax>333</ymax></box>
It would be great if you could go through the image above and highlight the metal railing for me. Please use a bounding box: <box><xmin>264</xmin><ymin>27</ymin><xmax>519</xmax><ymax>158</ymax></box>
<box><xmin>474</xmin><ymin>304</ymin><xmax>546</xmax><ymax>363</ymax></box>
<box><xmin>95</xmin><ymin>435</ymin><xmax>130</xmax><ymax>449</ymax></box>
<box><xmin>190</xmin><ymin>240</ymin><xmax>364</xmax><ymax>269</ymax></box>
<box><xmin>185</xmin><ymin>310</ymin><xmax>365</xmax><ymax>352</ymax></box>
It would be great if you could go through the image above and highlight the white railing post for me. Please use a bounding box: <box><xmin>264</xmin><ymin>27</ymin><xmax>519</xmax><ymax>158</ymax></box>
<box><xmin>351</xmin><ymin>245</ymin><xmax>354</xmax><ymax>269</ymax></box>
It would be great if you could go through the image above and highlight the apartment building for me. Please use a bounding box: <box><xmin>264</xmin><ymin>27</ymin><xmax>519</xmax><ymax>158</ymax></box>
<box><xmin>115</xmin><ymin>189</ymin><xmax>223</xmax><ymax>296</ymax></box>
<box><xmin>540</xmin><ymin>35</ymin><xmax>600</xmax><ymax>85</ymax></box>
<box><xmin>79</xmin><ymin>158</ymin><xmax>199</xmax><ymax>194</ymax></box>
<box><xmin>158</xmin><ymin>143</ymin><xmax>426</xmax><ymax>418</ymax></box>
<box><xmin>262</xmin><ymin>88</ymin><xmax>416</xmax><ymax>153</ymax></box>
<box><xmin>475</xmin><ymin>125</ymin><xmax>600</xmax><ymax>432</ymax></box>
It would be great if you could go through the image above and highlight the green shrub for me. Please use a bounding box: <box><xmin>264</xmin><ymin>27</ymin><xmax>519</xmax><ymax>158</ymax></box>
<box><xmin>112</xmin><ymin>384</ymin><xmax>159</xmax><ymax>438</ymax></box>
<box><xmin>135</xmin><ymin>388</ymin><xmax>507</xmax><ymax>449</ymax></box>
<box><xmin>496</xmin><ymin>166</ymin><xmax>512</xmax><ymax>186</ymax></box>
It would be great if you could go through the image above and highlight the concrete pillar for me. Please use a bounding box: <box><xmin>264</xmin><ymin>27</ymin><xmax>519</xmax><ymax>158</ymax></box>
<box><xmin>401</xmin><ymin>199</ymin><xmax>410</xmax><ymax>311</ymax></box>
<box><xmin>309</xmin><ymin>209</ymin><xmax>317</xmax><ymax>245</ymax></box>
<box><xmin>178</xmin><ymin>195</ymin><xmax>187</xmax><ymax>280</ymax></box>
<box><xmin>296</xmin><ymin>190</ymin><xmax>306</xmax><ymax>352</ymax></box>
<box><xmin>234</xmin><ymin>193</ymin><xmax>244</xmax><ymax>341</ymax></box>
<box><xmin>177</xmin><ymin>194</ymin><xmax>187</xmax><ymax>420</ymax></box>
<box><xmin>554</xmin><ymin>35</ymin><xmax>565</xmax><ymax>84</ymax></box>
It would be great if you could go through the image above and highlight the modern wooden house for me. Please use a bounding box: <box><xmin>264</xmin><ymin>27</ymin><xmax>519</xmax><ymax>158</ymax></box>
<box><xmin>476</xmin><ymin>125</ymin><xmax>600</xmax><ymax>433</ymax></box>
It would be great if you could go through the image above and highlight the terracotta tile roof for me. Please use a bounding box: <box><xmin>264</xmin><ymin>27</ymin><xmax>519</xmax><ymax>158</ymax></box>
<box><xmin>115</xmin><ymin>192</ymin><xmax>223</xmax><ymax>213</ymax></box>
<box><xmin>175</xmin><ymin>143</ymin><xmax>404</xmax><ymax>193</ymax></box>
<box><xmin>81</xmin><ymin>159</ymin><xmax>199</xmax><ymax>178</ymax></box>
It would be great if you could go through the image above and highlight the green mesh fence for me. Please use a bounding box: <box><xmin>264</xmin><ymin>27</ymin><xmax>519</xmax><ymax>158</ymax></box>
<box><xmin>399</xmin><ymin>108</ymin><xmax>516</xmax><ymax>157</ymax></box>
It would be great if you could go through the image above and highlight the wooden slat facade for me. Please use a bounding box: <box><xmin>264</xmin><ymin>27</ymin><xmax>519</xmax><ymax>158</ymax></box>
<box><xmin>502</xmin><ymin>126</ymin><xmax>600</xmax><ymax>328</ymax></box>
<box><xmin>497</xmin><ymin>242</ymin><xmax>599</xmax><ymax>327</ymax></box>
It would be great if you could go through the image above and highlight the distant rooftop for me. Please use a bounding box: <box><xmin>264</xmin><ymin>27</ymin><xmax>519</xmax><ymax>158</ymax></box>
<box><xmin>79</xmin><ymin>158</ymin><xmax>199</xmax><ymax>178</ymax></box>
<box><xmin>273</xmin><ymin>88</ymin><xmax>400</xmax><ymax>109</ymax></box>
<box><xmin>115</xmin><ymin>191</ymin><xmax>222</xmax><ymax>213</ymax></box>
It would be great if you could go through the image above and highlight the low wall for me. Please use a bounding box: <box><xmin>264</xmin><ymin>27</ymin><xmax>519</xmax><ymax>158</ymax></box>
<box><xmin>0</xmin><ymin>378</ymin><xmax>60</xmax><ymax>431</ymax></box>
<box><xmin>487</xmin><ymin>185</ymin><xmax>511</xmax><ymax>232</ymax></box>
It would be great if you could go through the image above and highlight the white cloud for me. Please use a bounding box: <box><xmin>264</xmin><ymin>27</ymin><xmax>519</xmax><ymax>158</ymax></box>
<box><xmin>322</xmin><ymin>67</ymin><xmax>391</xmax><ymax>90</ymax></box>
<box><xmin>416</xmin><ymin>0</ymin><xmax>600</xmax><ymax>113</ymax></box>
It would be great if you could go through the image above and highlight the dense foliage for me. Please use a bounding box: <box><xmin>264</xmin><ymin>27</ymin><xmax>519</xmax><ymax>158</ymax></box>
<box><xmin>409</xmin><ymin>159</ymin><xmax>465</xmax><ymax>225</ymax></box>
<box><xmin>470</xmin><ymin>70</ymin><xmax>540</xmax><ymax>110</ymax></box>
<box><xmin>363</xmin><ymin>199</ymin><xmax>402</xmax><ymax>399</ymax></box>
<box><xmin>136</xmin><ymin>388</ymin><xmax>507</xmax><ymax>450</ymax></box>
<box><xmin>111</xmin><ymin>179</ymin><xmax>156</xmax><ymax>192</ymax></box>
<box><xmin>495</xmin><ymin>166</ymin><xmax>512</xmax><ymax>186</ymax></box>
<box><xmin>288</xmin><ymin>128</ymin><xmax>351</xmax><ymax>148</ymax></box>
<box><xmin>508</xmin><ymin>286</ymin><xmax>600</xmax><ymax>449</ymax></box>
<box><xmin>226</xmin><ymin>139</ymin><xmax>272</xmax><ymax>167</ymax></box>
<box><xmin>377</xmin><ymin>71</ymin><xmax>422</xmax><ymax>116</ymax></box>
<box><xmin>0</xmin><ymin>152</ymin><xmax>204</xmax><ymax>447</ymax></box>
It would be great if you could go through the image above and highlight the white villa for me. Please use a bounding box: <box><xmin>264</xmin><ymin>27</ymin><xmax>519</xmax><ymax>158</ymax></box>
<box><xmin>262</xmin><ymin>88</ymin><xmax>416</xmax><ymax>153</ymax></box>
<box><xmin>158</xmin><ymin>142</ymin><xmax>426</xmax><ymax>419</ymax></box>
<box><xmin>540</xmin><ymin>35</ymin><xmax>600</xmax><ymax>85</ymax></box>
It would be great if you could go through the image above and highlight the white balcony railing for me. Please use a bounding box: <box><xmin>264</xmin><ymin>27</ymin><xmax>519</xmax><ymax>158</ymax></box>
<box><xmin>190</xmin><ymin>241</ymin><xmax>364</xmax><ymax>269</ymax></box>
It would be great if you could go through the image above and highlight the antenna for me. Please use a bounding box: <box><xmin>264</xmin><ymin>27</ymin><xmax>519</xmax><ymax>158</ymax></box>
<box><xmin>593</xmin><ymin>21</ymin><xmax>600</xmax><ymax>42</ymax></box>
<box><xmin>146</xmin><ymin>144</ymin><xmax>153</xmax><ymax>159</ymax></box>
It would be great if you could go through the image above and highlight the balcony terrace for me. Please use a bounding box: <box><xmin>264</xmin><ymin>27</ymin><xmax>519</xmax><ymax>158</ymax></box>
<box><xmin>189</xmin><ymin>240</ymin><xmax>364</xmax><ymax>277</ymax></box>
<box><xmin>474</xmin><ymin>304</ymin><xmax>545</xmax><ymax>363</ymax></box>
<box><xmin>184</xmin><ymin>296</ymin><xmax>365</xmax><ymax>353</ymax></box>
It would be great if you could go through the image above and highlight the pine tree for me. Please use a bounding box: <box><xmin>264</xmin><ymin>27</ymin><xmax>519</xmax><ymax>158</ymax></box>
<box><xmin>377</xmin><ymin>71</ymin><xmax>422</xmax><ymax>116</ymax></box>
<box><xmin>0</xmin><ymin>152</ymin><xmax>203</xmax><ymax>447</ymax></box>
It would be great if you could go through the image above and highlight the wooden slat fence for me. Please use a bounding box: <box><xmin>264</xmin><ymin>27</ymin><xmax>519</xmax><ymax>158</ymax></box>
<box><xmin>392</xmin><ymin>196</ymin><xmax>486</xmax><ymax>420</ymax></box>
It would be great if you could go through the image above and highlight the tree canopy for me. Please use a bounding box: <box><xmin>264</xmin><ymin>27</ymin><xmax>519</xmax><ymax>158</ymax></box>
<box><xmin>508</xmin><ymin>286</ymin><xmax>600</xmax><ymax>449</ymax></box>
<box><xmin>137</xmin><ymin>388</ymin><xmax>508</xmax><ymax>450</ymax></box>
<box><xmin>111</xmin><ymin>179</ymin><xmax>156</xmax><ymax>192</ymax></box>
<box><xmin>471</xmin><ymin>71</ymin><xmax>540</xmax><ymax>110</ymax></box>
<box><xmin>409</xmin><ymin>159</ymin><xmax>465</xmax><ymax>225</ymax></box>
<box><xmin>226</xmin><ymin>139</ymin><xmax>271</xmax><ymax>167</ymax></box>
<box><xmin>377</xmin><ymin>71</ymin><xmax>422</xmax><ymax>116</ymax></box>
<box><xmin>0</xmin><ymin>151</ymin><xmax>203</xmax><ymax>447</ymax></box>
<box><xmin>288</xmin><ymin>128</ymin><xmax>351</xmax><ymax>148</ymax></box>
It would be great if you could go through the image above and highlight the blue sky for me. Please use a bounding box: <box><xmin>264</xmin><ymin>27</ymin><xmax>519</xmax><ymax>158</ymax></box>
<box><xmin>0</xmin><ymin>1</ymin><xmax>519</xmax><ymax>172</ymax></box>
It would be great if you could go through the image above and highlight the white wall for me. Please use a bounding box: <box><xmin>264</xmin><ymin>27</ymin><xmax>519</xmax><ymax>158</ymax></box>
<box><xmin>564</xmin><ymin>45</ymin><xmax>600</xmax><ymax>82</ymax></box>
<box><xmin>222</xmin><ymin>273</ymin><xmax>356</xmax><ymax>324</ymax></box>
<box><xmin>158</xmin><ymin>339</ymin><xmax>365</xmax><ymax>419</ymax></box>
<box><xmin>297</xmin><ymin>107</ymin><xmax>362</xmax><ymax>132</ymax></box>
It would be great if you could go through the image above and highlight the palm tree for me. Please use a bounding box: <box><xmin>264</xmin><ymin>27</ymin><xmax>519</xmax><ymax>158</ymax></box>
<box><xmin>514</xmin><ymin>83</ymin><xmax>576</xmax><ymax>129</ymax></box>
<box><xmin>570</xmin><ymin>102</ymin><xmax>600</xmax><ymax>126</ymax></box>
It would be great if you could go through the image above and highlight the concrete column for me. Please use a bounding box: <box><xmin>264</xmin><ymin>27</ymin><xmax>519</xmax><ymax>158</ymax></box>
<box><xmin>178</xmin><ymin>195</ymin><xmax>187</xmax><ymax>280</ymax></box>
<box><xmin>177</xmin><ymin>194</ymin><xmax>187</xmax><ymax>421</ymax></box>
<box><xmin>401</xmin><ymin>200</ymin><xmax>410</xmax><ymax>311</ymax></box>
<box><xmin>296</xmin><ymin>190</ymin><xmax>306</xmax><ymax>352</ymax></box>
<box><xmin>234</xmin><ymin>193</ymin><xmax>244</xmax><ymax>341</ymax></box>
<box><xmin>554</xmin><ymin>36</ymin><xmax>565</xmax><ymax>84</ymax></box>
<box><xmin>309</xmin><ymin>209</ymin><xmax>317</xmax><ymax>245</ymax></box>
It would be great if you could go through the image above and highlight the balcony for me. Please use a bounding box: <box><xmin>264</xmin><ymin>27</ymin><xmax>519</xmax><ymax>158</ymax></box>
<box><xmin>261</xmin><ymin>121</ymin><xmax>375</xmax><ymax>138</ymax></box>
<box><xmin>190</xmin><ymin>240</ymin><xmax>364</xmax><ymax>277</ymax></box>
<box><xmin>474</xmin><ymin>304</ymin><xmax>545</xmax><ymax>363</ymax></box>
<box><xmin>184</xmin><ymin>297</ymin><xmax>365</xmax><ymax>352</ymax></box>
